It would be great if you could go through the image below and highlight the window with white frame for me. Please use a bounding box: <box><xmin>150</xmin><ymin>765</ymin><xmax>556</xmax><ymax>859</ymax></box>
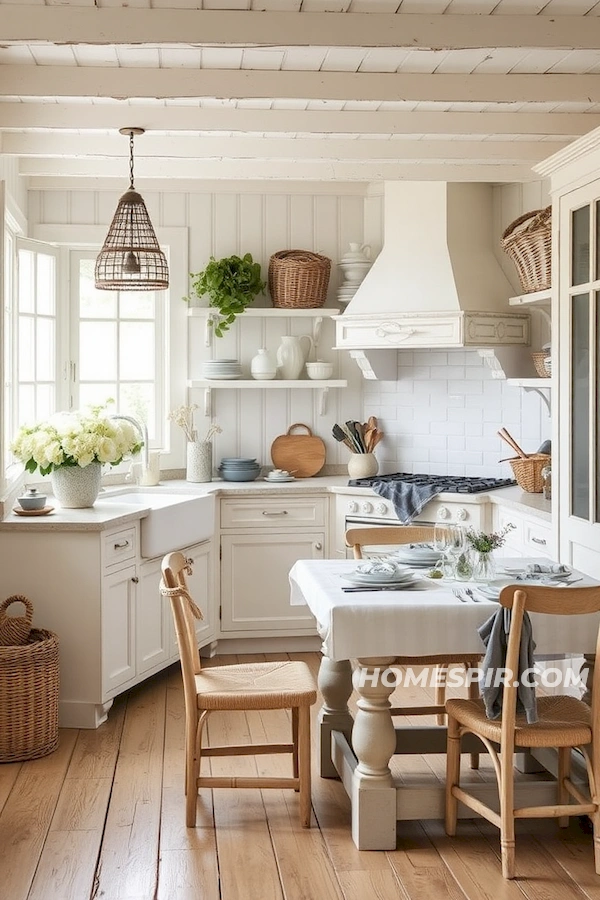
<box><xmin>71</xmin><ymin>252</ymin><xmax>167</xmax><ymax>449</ymax></box>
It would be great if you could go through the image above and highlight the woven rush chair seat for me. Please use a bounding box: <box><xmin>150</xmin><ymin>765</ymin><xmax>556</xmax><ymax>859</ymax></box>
<box><xmin>445</xmin><ymin>583</ymin><xmax>600</xmax><ymax>880</ymax></box>
<box><xmin>345</xmin><ymin>524</ymin><xmax>481</xmax><ymax>769</ymax></box>
<box><xmin>194</xmin><ymin>660</ymin><xmax>317</xmax><ymax>711</ymax></box>
<box><xmin>160</xmin><ymin>551</ymin><xmax>317</xmax><ymax>829</ymax></box>
<box><xmin>447</xmin><ymin>695</ymin><xmax>592</xmax><ymax>748</ymax></box>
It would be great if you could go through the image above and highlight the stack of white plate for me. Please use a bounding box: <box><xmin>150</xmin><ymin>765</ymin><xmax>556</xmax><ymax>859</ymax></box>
<box><xmin>342</xmin><ymin>562</ymin><xmax>419</xmax><ymax>590</ymax></box>
<box><xmin>202</xmin><ymin>359</ymin><xmax>243</xmax><ymax>380</ymax></box>
<box><xmin>393</xmin><ymin>544</ymin><xmax>442</xmax><ymax>568</ymax></box>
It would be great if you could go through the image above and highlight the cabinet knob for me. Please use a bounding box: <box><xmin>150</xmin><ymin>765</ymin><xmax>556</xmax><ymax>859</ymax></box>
<box><xmin>131</xmin><ymin>576</ymin><xmax>139</xmax><ymax>584</ymax></box>
<box><xmin>437</xmin><ymin>506</ymin><xmax>449</xmax><ymax>520</ymax></box>
<box><xmin>456</xmin><ymin>508</ymin><xmax>468</xmax><ymax>522</ymax></box>
<box><xmin>314</xmin><ymin>542</ymin><xmax>323</xmax><ymax>551</ymax></box>
<box><xmin>347</xmin><ymin>501</ymin><xmax>358</xmax><ymax>514</ymax></box>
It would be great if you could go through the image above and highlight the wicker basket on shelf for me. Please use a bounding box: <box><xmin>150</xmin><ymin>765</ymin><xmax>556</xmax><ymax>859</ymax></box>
<box><xmin>531</xmin><ymin>351</ymin><xmax>552</xmax><ymax>378</ymax></box>
<box><xmin>0</xmin><ymin>600</ymin><xmax>59</xmax><ymax>762</ymax></box>
<box><xmin>268</xmin><ymin>250</ymin><xmax>331</xmax><ymax>309</ymax></box>
<box><xmin>501</xmin><ymin>206</ymin><xmax>552</xmax><ymax>294</ymax></box>
<box><xmin>509</xmin><ymin>453</ymin><xmax>551</xmax><ymax>493</ymax></box>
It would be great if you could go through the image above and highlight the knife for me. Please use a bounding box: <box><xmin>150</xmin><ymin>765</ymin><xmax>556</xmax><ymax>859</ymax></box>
<box><xmin>341</xmin><ymin>584</ymin><xmax>405</xmax><ymax>592</ymax></box>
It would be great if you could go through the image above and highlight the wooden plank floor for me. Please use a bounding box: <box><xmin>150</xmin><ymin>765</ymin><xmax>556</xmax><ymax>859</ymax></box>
<box><xmin>1</xmin><ymin>652</ymin><xmax>599</xmax><ymax>900</ymax></box>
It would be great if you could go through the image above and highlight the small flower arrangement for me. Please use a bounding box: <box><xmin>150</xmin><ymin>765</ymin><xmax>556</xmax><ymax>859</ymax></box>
<box><xmin>465</xmin><ymin>522</ymin><xmax>516</xmax><ymax>553</ymax></box>
<box><xmin>11</xmin><ymin>405</ymin><xmax>143</xmax><ymax>476</ymax></box>
<box><xmin>168</xmin><ymin>405</ymin><xmax>222</xmax><ymax>443</ymax></box>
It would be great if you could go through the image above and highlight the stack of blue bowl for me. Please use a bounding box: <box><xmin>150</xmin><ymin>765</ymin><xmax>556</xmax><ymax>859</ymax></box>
<box><xmin>218</xmin><ymin>457</ymin><xmax>261</xmax><ymax>482</ymax></box>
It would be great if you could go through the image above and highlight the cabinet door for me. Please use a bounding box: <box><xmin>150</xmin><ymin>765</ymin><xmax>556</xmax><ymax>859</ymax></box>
<box><xmin>220</xmin><ymin>532</ymin><xmax>321</xmax><ymax>633</ymax></box>
<box><xmin>558</xmin><ymin>184</ymin><xmax>600</xmax><ymax>576</ymax></box>
<box><xmin>138</xmin><ymin>556</ymin><xmax>170</xmax><ymax>675</ymax></box>
<box><xmin>102</xmin><ymin>564</ymin><xmax>136</xmax><ymax>693</ymax></box>
<box><xmin>178</xmin><ymin>541</ymin><xmax>216</xmax><ymax>651</ymax></box>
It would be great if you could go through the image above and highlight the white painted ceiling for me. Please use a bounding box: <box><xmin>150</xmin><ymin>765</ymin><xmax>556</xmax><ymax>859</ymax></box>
<box><xmin>2</xmin><ymin>0</ymin><xmax>600</xmax><ymax>184</ymax></box>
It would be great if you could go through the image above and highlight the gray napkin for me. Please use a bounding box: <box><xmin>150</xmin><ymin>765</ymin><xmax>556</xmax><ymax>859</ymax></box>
<box><xmin>526</xmin><ymin>563</ymin><xmax>570</xmax><ymax>575</ymax></box>
<box><xmin>478</xmin><ymin>608</ymin><xmax>538</xmax><ymax>724</ymax></box>
<box><xmin>371</xmin><ymin>480</ymin><xmax>441</xmax><ymax>524</ymax></box>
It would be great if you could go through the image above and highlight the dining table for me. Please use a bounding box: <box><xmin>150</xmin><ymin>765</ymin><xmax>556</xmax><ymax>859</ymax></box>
<box><xmin>288</xmin><ymin>557</ymin><xmax>600</xmax><ymax>850</ymax></box>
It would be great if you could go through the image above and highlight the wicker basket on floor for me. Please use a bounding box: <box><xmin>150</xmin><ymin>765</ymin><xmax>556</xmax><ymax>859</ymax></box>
<box><xmin>501</xmin><ymin>206</ymin><xmax>552</xmax><ymax>294</ymax></box>
<box><xmin>268</xmin><ymin>250</ymin><xmax>331</xmax><ymax>309</ymax></box>
<box><xmin>0</xmin><ymin>625</ymin><xmax>59</xmax><ymax>762</ymax></box>
<box><xmin>509</xmin><ymin>453</ymin><xmax>551</xmax><ymax>493</ymax></box>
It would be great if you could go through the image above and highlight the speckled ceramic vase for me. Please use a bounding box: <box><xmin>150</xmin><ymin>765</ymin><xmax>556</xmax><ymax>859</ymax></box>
<box><xmin>50</xmin><ymin>461</ymin><xmax>102</xmax><ymax>508</ymax></box>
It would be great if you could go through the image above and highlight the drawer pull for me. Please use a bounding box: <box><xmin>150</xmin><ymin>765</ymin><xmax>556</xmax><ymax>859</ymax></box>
<box><xmin>314</xmin><ymin>542</ymin><xmax>323</xmax><ymax>551</ymax></box>
<box><xmin>262</xmin><ymin>510</ymin><xmax>288</xmax><ymax>517</ymax></box>
<box><xmin>113</xmin><ymin>540</ymin><xmax>130</xmax><ymax>549</ymax></box>
<box><xmin>131</xmin><ymin>576</ymin><xmax>139</xmax><ymax>584</ymax></box>
<box><xmin>531</xmin><ymin>536</ymin><xmax>547</xmax><ymax>545</ymax></box>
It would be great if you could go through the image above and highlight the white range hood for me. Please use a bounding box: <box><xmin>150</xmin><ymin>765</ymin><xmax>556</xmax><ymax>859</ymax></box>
<box><xmin>335</xmin><ymin>182</ymin><xmax>532</xmax><ymax>380</ymax></box>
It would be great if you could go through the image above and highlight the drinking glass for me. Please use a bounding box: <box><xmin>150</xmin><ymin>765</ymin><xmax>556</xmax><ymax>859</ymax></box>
<box><xmin>433</xmin><ymin>523</ymin><xmax>453</xmax><ymax>578</ymax></box>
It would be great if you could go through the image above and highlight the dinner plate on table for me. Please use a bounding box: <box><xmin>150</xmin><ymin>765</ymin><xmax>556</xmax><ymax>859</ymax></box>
<box><xmin>500</xmin><ymin>567</ymin><xmax>572</xmax><ymax>582</ymax></box>
<box><xmin>346</xmin><ymin>568</ymin><xmax>414</xmax><ymax>586</ymax></box>
<box><xmin>341</xmin><ymin>574</ymin><xmax>420</xmax><ymax>590</ymax></box>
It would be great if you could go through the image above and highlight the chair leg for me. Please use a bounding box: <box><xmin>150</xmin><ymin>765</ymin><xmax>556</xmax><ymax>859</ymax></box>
<box><xmin>467</xmin><ymin>671</ymin><xmax>480</xmax><ymax>770</ymax></box>
<box><xmin>445</xmin><ymin>713</ymin><xmax>461</xmax><ymax>836</ymax></box>
<box><xmin>435</xmin><ymin>666</ymin><xmax>447</xmax><ymax>725</ymax></box>
<box><xmin>499</xmin><ymin>752</ymin><xmax>516</xmax><ymax>879</ymax></box>
<box><xmin>557</xmin><ymin>747</ymin><xmax>572</xmax><ymax>828</ymax></box>
<box><xmin>186</xmin><ymin>714</ymin><xmax>201</xmax><ymax>828</ymax></box>
<box><xmin>298</xmin><ymin>705</ymin><xmax>312</xmax><ymax>828</ymax></box>
<box><xmin>292</xmin><ymin>706</ymin><xmax>299</xmax><ymax>788</ymax></box>
<box><xmin>592</xmin><ymin>804</ymin><xmax>600</xmax><ymax>874</ymax></box>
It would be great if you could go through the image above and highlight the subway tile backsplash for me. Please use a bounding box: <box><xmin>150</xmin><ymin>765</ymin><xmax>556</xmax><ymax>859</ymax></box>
<box><xmin>363</xmin><ymin>350</ymin><xmax>548</xmax><ymax>478</ymax></box>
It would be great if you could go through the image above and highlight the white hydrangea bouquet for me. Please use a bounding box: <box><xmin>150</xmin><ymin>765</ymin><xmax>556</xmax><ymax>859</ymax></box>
<box><xmin>11</xmin><ymin>406</ymin><xmax>143</xmax><ymax>476</ymax></box>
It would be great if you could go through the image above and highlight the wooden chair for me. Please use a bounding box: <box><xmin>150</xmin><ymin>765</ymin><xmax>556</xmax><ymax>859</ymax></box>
<box><xmin>345</xmin><ymin>526</ymin><xmax>481</xmax><ymax>739</ymax></box>
<box><xmin>445</xmin><ymin>584</ymin><xmax>600</xmax><ymax>879</ymax></box>
<box><xmin>160</xmin><ymin>551</ymin><xmax>317</xmax><ymax>828</ymax></box>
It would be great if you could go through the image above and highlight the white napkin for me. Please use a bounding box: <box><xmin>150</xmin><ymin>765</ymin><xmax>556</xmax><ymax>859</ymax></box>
<box><xmin>525</xmin><ymin>563</ymin><xmax>570</xmax><ymax>575</ymax></box>
<box><xmin>356</xmin><ymin>561</ymin><xmax>398</xmax><ymax>576</ymax></box>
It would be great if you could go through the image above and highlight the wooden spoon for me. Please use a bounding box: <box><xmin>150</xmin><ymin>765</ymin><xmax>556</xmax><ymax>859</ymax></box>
<box><xmin>497</xmin><ymin>428</ymin><xmax>528</xmax><ymax>459</ymax></box>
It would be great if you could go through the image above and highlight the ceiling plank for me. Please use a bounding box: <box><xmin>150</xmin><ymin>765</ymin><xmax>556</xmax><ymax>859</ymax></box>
<box><xmin>0</xmin><ymin>102</ymin><xmax>595</xmax><ymax>136</ymax></box>
<box><xmin>2</xmin><ymin>66</ymin><xmax>599</xmax><ymax>103</ymax></box>
<box><xmin>2</xmin><ymin>8</ymin><xmax>600</xmax><ymax>50</ymax></box>
<box><xmin>1</xmin><ymin>132</ymin><xmax>567</xmax><ymax>161</ymax></box>
<box><xmin>19</xmin><ymin>157</ymin><xmax>537</xmax><ymax>183</ymax></box>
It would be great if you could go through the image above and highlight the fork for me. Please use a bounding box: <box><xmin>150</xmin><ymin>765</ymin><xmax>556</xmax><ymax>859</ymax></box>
<box><xmin>452</xmin><ymin>588</ymin><xmax>468</xmax><ymax>603</ymax></box>
<box><xmin>464</xmin><ymin>588</ymin><xmax>481</xmax><ymax>602</ymax></box>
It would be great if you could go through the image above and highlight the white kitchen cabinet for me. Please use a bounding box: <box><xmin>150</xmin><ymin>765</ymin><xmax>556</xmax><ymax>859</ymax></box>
<box><xmin>169</xmin><ymin>540</ymin><xmax>216</xmax><ymax>653</ymax></box>
<box><xmin>492</xmin><ymin>504</ymin><xmax>553</xmax><ymax>559</ymax></box>
<box><xmin>219</xmin><ymin>495</ymin><xmax>324</xmax><ymax>635</ymax></box>
<box><xmin>102</xmin><ymin>562</ymin><xmax>137</xmax><ymax>692</ymax></box>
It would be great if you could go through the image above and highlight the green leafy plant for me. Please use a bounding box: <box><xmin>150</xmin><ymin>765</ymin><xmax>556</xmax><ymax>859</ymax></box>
<box><xmin>465</xmin><ymin>523</ymin><xmax>516</xmax><ymax>553</ymax></box>
<box><xmin>184</xmin><ymin>253</ymin><xmax>266</xmax><ymax>337</ymax></box>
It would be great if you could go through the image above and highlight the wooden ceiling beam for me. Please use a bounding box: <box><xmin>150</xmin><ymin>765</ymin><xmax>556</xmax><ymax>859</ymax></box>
<box><xmin>2</xmin><ymin>132</ymin><xmax>566</xmax><ymax>162</ymax></box>
<box><xmin>2</xmin><ymin>66</ymin><xmax>599</xmax><ymax>104</ymax></box>
<box><xmin>2</xmin><ymin>8</ymin><xmax>600</xmax><ymax>51</ymax></box>
<box><xmin>0</xmin><ymin>103</ymin><xmax>595</xmax><ymax>137</ymax></box>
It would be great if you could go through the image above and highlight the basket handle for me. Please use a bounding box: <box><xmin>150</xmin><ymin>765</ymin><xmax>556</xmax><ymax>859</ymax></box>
<box><xmin>497</xmin><ymin>428</ymin><xmax>528</xmax><ymax>459</ymax></box>
<box><xmin>0</xmin><ymin>594</ymin><xmax>34</xmax><ymax>624</ymax></box>
<box><xmin>286</xmin><ymin>423</ymin><xmax>313</xmax><ymax>437</ymax></box>
<box><xmin>501</xmin><ymin>206</ymin><xmax>551</xmax><ymax>242</ymax></box>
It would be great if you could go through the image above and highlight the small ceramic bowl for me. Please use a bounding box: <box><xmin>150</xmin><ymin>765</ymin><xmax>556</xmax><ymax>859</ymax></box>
<box><xmin>17</xmin><ymin>488</ymin><xmax>47</xmax><ymax>510</ymax></box>
<box><xmin>306</xmin><ymin>361</ymin><xmax>334</xmax><ymax>380</ymax></box>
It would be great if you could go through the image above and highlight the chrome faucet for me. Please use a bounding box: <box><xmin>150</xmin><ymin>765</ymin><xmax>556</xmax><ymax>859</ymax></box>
<box><xmin>110</xmin><ymin>414</ymin><xmax>149</xmax><ymax>471</ymax></box>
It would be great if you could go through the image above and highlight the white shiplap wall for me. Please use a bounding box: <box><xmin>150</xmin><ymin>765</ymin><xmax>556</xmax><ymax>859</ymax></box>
<box><xmin>27</xmin><ymin>184</ymin><xmax>366</xmax><ymax>469</ymax></box>
<box><xmin>360</xmin><ymin>181</ymin><xmax>552</xmax><ymax>477</ymax></box>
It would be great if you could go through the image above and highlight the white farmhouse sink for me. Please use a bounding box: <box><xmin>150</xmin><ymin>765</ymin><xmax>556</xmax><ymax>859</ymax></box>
<box><xmin>101</xmin><ymin>491</ymin><xmax>215</xmax><ymax>558</ymax></box>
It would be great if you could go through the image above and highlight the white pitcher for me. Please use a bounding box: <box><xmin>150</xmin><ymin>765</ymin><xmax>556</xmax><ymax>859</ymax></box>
<box><xmin>276</xmin><ymin>334</ymin><xmax>314</xmax><ymax>380</ymax></box>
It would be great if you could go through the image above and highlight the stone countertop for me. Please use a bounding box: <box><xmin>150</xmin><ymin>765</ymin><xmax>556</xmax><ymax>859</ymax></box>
<box><xmin>0</xmin><ymin>476</ymin><xmax>552</xmax><ymax>532</ymax></box>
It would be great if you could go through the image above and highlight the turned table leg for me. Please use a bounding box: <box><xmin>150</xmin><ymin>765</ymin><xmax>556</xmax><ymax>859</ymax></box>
<box><xmin>351</xmin><ymin>657</ymin><xmax>398</xmax><ymax>850</ymax></box>
<box><xmin>317</xmin><ymin>656</ymin><xmax>354</xmax><ymax>778</ymax></box>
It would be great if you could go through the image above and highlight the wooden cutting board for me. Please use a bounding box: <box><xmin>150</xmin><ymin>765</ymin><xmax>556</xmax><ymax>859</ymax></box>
<box><xmin>270</xmin><ymin>423</ymin><xmax>326</xmax><ymax>478</ymax></box>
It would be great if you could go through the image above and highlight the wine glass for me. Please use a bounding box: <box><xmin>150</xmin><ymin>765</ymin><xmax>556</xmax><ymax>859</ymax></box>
<box><xmin>433</xmin><ymin>523</ymin><xmax>452</xmax><ymax>577</ymax></box>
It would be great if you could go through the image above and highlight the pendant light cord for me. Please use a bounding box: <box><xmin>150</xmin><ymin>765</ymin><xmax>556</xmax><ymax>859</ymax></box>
<box><xmin>129</xmin><ymin>131</ymin><xmax>135</xmax><ymax>189</ymax></box>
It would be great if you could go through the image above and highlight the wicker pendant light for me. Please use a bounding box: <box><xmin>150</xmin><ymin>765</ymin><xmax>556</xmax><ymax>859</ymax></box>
<box><xmin>95</xmin><ymin>128</ymin><xmax>169</xmax><ymax>291</ymax></box>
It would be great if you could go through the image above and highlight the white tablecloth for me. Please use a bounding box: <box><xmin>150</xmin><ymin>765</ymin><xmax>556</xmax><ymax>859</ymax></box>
<box><xmin>289</xmin><ymin>558</ymin><xmax>599</xmax><ymax>662</ymax></box>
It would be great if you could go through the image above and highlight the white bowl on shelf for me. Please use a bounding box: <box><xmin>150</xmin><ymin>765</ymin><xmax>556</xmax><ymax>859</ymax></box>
<box><xmin>305</xmin><ymin>361</ymin><xmax>334</xmax><ymax>380</ymax></box>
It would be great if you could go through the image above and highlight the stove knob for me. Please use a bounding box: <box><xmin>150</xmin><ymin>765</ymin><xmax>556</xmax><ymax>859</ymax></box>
<box><xmin>456</xmin><ymin>507</ymin><xmax>468</xmax><ymax>522</ymax></box>
<box><xmin>347</xmin><ymin>500</ymin><xmax>359</xmax><ymax>514</ymax></box>
<box><xmin>437</xmin><ymin>506</ymin><xmax>450</xmax><ymax>520</ymax></box>
<box><xmin>361</xmin><ymin>501</ymin><xmax>373</xmax><ymax>515</ymax></box>
<box><xmin>375</xmin><ymin>502</ymin><xmax>388</xmax><ymax>516</ymax></box>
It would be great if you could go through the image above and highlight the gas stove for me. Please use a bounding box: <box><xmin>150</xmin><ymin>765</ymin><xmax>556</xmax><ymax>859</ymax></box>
<box><xmin>347</xmin><ymin>472</ymin><xmax>516</xmax><ymax>493</ymax></box>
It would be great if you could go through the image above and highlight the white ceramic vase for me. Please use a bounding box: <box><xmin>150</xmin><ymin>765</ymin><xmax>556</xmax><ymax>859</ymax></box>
<box><xmin>347</xmin><ymin>453</ymin><xmax>379</xmax><ymax>479</ymax></box>
<box><xmin>51</xmin><ymin>460</ymin><xmax>102</xmax><ymax>508</ymax></box>
<box><xmin>250</xmin><ymin>348</ymin><xmax>277</xmax><ymax>380</ymax></box>
<box><xmin>186</xmin><ymin>441</ymin><xmax>212</xmax><ymax>483</ymax></box>
<box><xmin>276</xmin><ymin>334</ymin><xmax>314</xmax><ymax>380</ymax></box>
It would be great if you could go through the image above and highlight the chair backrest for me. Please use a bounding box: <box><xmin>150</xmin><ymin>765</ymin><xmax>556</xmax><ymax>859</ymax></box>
<box><xmin>345</xmin><ymin>525</ymin><xmax>436</xmax><ymax>559</ymax></box>
<box><xmin>161</xmin><ymin>551</ymin><xmax>203</xmax><ymax>711</ymax></box>
<box><xmin>498</xmin><ymin>584</ymin><xmax>600</xmax><ymax>752</ymax></box>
